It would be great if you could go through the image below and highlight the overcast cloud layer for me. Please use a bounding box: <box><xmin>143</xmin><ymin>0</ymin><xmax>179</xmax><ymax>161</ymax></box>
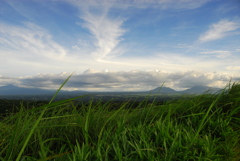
<box><xmin>0</xmin><ymin>0</ymin><xmax>240</xmax><ymax>91</ymax></box>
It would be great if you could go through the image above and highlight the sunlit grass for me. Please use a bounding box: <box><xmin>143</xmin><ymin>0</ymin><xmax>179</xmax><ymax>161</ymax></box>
<box><xmin>0</xmin><ymin>81</ymin><xmax>239</xmax><ymax>160</ymax></box>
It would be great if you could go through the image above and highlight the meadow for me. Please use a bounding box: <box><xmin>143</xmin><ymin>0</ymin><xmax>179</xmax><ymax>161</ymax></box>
<box><xmin>0</xmin><ymin>80</ymin><xmax>240</xmax><ymax>161</ymax></box>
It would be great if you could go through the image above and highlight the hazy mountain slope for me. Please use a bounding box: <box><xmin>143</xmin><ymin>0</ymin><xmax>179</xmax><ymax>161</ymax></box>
<box><xmin>0</xmin><ymin>84</ymin><xmax>222</xmax><ymax>96</ymax></box>
<box><xmin>149</xmin><ymin>87</ymin><xmax>177</xmax><ymax>94</ymax></box>
<box><xmin>0</xmin><ymin>84</ymin><xmax>55</xmax><ymax>95</ymax></box>
<box><xmin>180</xmin><ymin>85</ymin><xmax>221</xmax><ymax>94</ymax></box>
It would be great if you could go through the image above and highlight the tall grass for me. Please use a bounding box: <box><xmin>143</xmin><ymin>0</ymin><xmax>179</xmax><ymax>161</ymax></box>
<box><xmin>0</xmin><ymin>81</ymin><xmax>239</xmax><ymax>160</ymax></box>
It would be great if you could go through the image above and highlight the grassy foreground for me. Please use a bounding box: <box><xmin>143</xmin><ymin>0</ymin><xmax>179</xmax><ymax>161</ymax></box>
<box><xmin>0</xmin><ymin>82</ymin><xmax>240</xmax><ymax>161</ymax></box>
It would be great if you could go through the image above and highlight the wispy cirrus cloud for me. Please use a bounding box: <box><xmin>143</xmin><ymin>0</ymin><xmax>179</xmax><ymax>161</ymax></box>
<box><xmin>68</xmin><ymin>0</ymin><xmax>210</xmax><ymax>9</ymax></box>
<box><xmin>67</xmin><ymin>0</ymin><xmax>126</xmax><ymax>61</ymax></box>
<box><xmin>66</xmin><ymin>0</ymin><xmax>210</xmax><ymax>61</ymax></box>
<box><xmin>227</xmin><ymin>66</ymin><xmax>240</xmax><ymax>70</ymax></box>
<box><xmin>80</xmin><ymin>12</ymin><xmax>126</xmax><ymax>60</ymax></box>
<box><xmin>0</xmin><ymin>21</ymin><xmax>86</xmax><ymax>76</ymax></box>
<box><xmin>199</xmin><ymin>19</ymin><xmax>240</xmax><ymax>42</ymax></box>
<box><xmin>0</xmin><ymin>22</ymin><xmax>67</xmax><ymax>60</ymax></box>
<box><xmin>120</xmin><ymin>0</ymin><xmax>211</xmax><ymax>10</ymax></box>
<box><xmin>199</xmin><ymin>50</ymin><xmax>232</xmax><ymax>58</ymax></box>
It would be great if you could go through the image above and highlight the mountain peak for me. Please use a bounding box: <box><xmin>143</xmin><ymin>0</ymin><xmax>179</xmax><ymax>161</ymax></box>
<box><xmin>150</xmin><ymin>87</ymin><xmax>177</xmax><ymax>94</ymax></box>
<box><xmin>5</xmin><ymin>84</ymin><xmax>17</xmax><ymax>87</ymax></box>
<box><xmin>0</xmin><ymin>84</ymin><xmax>19</xmax><ymax>89</ymax></box>
<box><xmin>182</xmin><ymin>85</ymin><xmax>220</xmax><ymax>94</ymax></box>
<box><xmin>0</xmin><ymin>84</ymin><xmax>54</xmax><ymax>95</ymax></box>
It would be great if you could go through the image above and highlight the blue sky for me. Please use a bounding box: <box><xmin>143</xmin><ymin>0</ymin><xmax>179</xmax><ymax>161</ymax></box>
<box><xmin>0</xmin><ymin>0</ymin><xmax>240</xmax><ymax>91</ymax></box>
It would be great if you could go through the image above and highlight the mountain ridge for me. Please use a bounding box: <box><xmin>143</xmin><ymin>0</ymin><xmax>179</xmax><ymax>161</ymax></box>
<box><xmin>0</xmin><ymin>84</ymin><xmax>222</xmax><ymax>95</ymax></box>
<box><xmin>0</xmin><ymin>84</ymin><xmax>56</xmax><ymax>95</ymax></box>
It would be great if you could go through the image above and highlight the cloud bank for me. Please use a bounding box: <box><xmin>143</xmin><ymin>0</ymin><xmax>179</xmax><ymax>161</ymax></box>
<box><xmin>1</xmin><ymin>70</ymin><xmax>239</xmax><ymax>91</ymax></box>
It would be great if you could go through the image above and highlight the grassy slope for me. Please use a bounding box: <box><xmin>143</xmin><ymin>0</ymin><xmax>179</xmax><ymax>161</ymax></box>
<box><xmin>0</xmin><ymin>82</ymin><xmax>240</xmax><ymax>161</ymax></box>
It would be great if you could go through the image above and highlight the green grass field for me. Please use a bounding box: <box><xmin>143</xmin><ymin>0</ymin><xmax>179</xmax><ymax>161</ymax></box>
<box><xmin>0</xmin><ymin>81</ymin><xmax>240</xmax><ymax>161</ymax></box>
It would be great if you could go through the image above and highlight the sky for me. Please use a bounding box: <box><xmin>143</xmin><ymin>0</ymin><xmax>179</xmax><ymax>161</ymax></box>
<box><xmin>0</xmin><ymin>0</ymin><xmax>240</xmax><ymax>91</ymax></box>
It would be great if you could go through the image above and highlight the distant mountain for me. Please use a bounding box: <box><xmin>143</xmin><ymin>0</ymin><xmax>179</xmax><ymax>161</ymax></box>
<box><xmin>0</xmin><ymin>84</ymin><xmax>222</xmax><ymax>96</ymax></box>
<box><xmin>149</xmin><ymin>87</ymin><xmax>177</xmax><ymax>94</ymax></box>
<box><xmin>0</xmin><ymin>84</ymin><xmax>56</xmax><ymax>95</ymax></box>
<box><xmin>180</xmin><ymin>85</ymin><xmax>221</xmax><ymax>94</ymax></box>
<box><xmin>0</xmin><ymin>84</ymin><xmax>90</xmax><ymax>96</ymax></box>
<box><xmin>149</xmin><ymin>86</ymin><xmax>221</xmax><ymax>95</ymax></box>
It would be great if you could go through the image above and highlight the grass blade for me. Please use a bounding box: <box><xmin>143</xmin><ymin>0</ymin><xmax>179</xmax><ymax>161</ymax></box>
<box><xmin>15</xmin><ymin>74</ymin><xmax>73</xmax><ymax>161</ymax></box>
<box><xmin>49</xmin><ymin>74</ymin><xmax>73</xmax><ymax>104</ymax></box>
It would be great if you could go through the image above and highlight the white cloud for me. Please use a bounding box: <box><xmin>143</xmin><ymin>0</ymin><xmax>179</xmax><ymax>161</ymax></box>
<box><xmin>82</xmin><ymin>14</ymin><xmax>126</xmax><ymax>60</ymax></box>
<box><xmin>199</xmin><ymin>50</ymin><xmax>231</xmax><ymax>58</ymax></box>
<box><xmin>110</xmin><ymin>0</ymin><xmax>211</xmax><ymax>10</ymax></box>
<box><xmin>227</xmin><ymin>66</ymin><xmax>240</xmax><ymax>70</ymax></box>
<box><xmin>67</xmin><ymin>0</ymin><xmax>126</xmax><ymax>60</ymax></box>
<box><xmin>64</xmin><ymin>0</ymin><xmax>210</xmax><ymax>61</ymax></box>
<box><xmin>0</xmin><ymin>18</ymin><xmax>237</xmax><ymax>76</ymax></box>
<box><xmin>0</xmin><ymin>22</ymin><xmax>94</xmax><ymax>76</ymax></box>
<box><xmin>199</xmin><ymin>19</ymin><xmax>240</xmax><ymax>42</ymax></box>
<box><xmin>0</xmin><ymin>22</ymin><xmax>67</xmax><ymax>60</ymax></box>
<box><xmin>66</xmin><ymin>0</ymin><xmax>210</xmax><ymax>10</ymax></box>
